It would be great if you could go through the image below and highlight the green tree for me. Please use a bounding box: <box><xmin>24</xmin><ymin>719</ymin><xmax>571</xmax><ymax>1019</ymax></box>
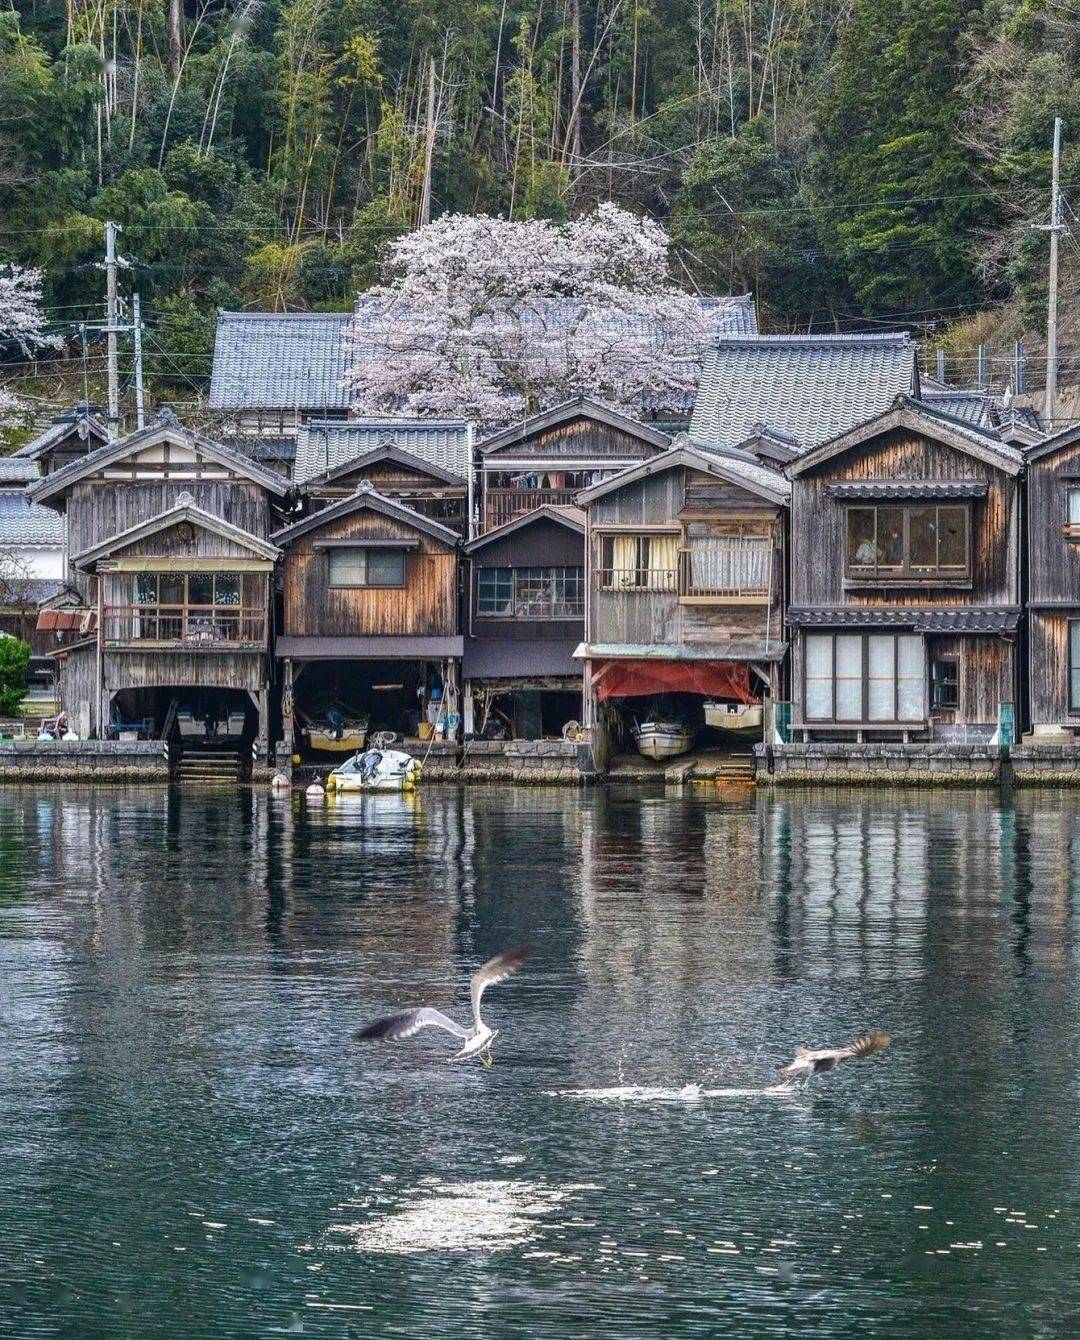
<box><xmin>0</xmin><ymin>636</ymin><xmax>30</xmax><ymax>717</ymax></box>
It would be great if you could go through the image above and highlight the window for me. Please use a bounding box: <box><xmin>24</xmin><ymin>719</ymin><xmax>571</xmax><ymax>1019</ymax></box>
<box><xmin>598</xmin><ymin>534</ymin><xmax>678</xmax><ymax>591</ymax></box>
<box><xmin>845</xmin><ymin>505</ymin><xmax>970</xmax><ymax>580</ymax></box>
<box><xmin>125</xmin><ymin>571</ymin><xmax>252</xmax><ymax>644</ymax></box>
<box><xmin>804</xmin><ymin>633</ymin><xmax>925</xmax><ymax>723</ymax></box>
<box><xmin>931</xmin><ymin>657</ymin><xmax>960</xmax><ymax>711</ymax></box>
<box><xmin>1071</xmin><ymin>622</ymin><xmax>1080</xmax><ymax>711</ymax></box>
<box><xmin>1068</xmin><ymin>488</ymin><xmax>1080</xmax><ymax>527</ymax></box>
<box><xmin>683</xmin><ymin>534</ymin><xmax>770</xmax><ymax>598</ymax></box>
<box><xmin>328</xmin><ymin>546</ymin><xmax>405</xmax><ymax>588</ymax></box>
<box><xmin>132</xmin><ymin>572</ymin><xmax>239</xmax><ymax>606</ymax></box>
<box><xmin>476</xmin><ymin>567</ymin><xmax>584</xmax><ymax>618</ymax></box>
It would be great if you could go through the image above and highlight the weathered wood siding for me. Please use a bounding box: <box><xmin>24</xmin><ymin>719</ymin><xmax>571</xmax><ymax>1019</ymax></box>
<box><xmin>925</xmin><ymin>633</ymin><xmax>1013</xmax><ymax>729</ymax></box>
<box><xmin>790</xmin><ymin>427</ymin><xmax>1018</xmax><ymax>608</ymax></box>
<box><xmin>1029</xmin><ymin>613</ymin><xmax>1076</xmax><ymax>725</ymax></box>
<box><xmin>282</xmin><ymin>508</ymin><xmax>458</xmax><ymax>638</ymax></box>
<box><xmin>57</xmin><ymin>643</ymin><xmax>98</xmax><ymax>737</ymax></box>
<box><xmin>104</xmin><ymin>649</ymin><xmax>264</xmax><ymax>693</ymax></box>
<box><xmin>588</xmin><ymin>466</ymin><xmax>784</xmax><ymax>649</ymax></box>
<box><xmin>1026</xmin><ymin>441</ymin><xmax>1080</xmax><ymax>726</ymax></box>
<box><xmin>312</xmin><ymin>461</ymin><xmax>465</xmax><ymax>496</ymax></box>
<box><xmin>485</xmin><ymin>416</ymin><xmax>661</xmax><ymax>463</ymax></box>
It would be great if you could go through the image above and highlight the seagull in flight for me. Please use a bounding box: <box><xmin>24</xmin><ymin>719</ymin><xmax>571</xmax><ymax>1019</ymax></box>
<box><xmin>356</xmin><ymin>946</ymin><xmax>534</xmax><ymax>1066</ymax></box>
<box><xmin>778</xmin><ymin>1032</ymin><xmax>893</xmax><ymax>1086</ymax></box>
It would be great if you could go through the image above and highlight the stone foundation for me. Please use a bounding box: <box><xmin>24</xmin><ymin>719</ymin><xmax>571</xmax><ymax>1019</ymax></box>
<box><xmin>0</xmin><ymin>740</ymin><xmax>170</xmax><ymax>783</ymax></box>
<box><xmin>758</xmin><ymin>741</ymin><xmax>1080</xmax><ymax>786</ymax></box>
<box><xmin>292</xmin><ymin>738</ymin><xmax>597</xmax><ymax>786</ymax></box>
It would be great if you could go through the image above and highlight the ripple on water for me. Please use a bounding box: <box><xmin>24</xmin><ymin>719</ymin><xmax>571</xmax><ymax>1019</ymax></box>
<box><xmin>328</xmin><ymin>1178</ymin><xmax>585</xmax><ymax>1255</ymax></box>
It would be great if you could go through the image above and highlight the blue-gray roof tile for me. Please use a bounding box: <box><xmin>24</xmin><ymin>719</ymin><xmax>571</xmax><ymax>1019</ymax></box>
<box><xmin>294</xmin><ymin>419</ymin><xmax>471</xmax><ymax>484</ymax></box>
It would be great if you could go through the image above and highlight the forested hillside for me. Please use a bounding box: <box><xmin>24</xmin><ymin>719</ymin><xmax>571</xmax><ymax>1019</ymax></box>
<box><xmin>1</xmin><ymin>0</ymin><xmax>1078</xmax><ymax>399</ymax></box>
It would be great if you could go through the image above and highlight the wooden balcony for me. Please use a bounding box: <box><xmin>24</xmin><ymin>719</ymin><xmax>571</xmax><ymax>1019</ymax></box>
<box><xmin>103</xmin><ymin>604</ymin><xmax>268</xmax><ymax>649</ymax></box>
<box><xmin>597</xmin><ymin>567</ymin><xmax>678</xmax><ymax>593</ymax></box>
<box><xmin>484</xmin><ymin>488</ymin><xmax>580</xmax><ymax>531</ymax></box>
<box><xmin>678</xmin><ymin>546</ymin><xmax>770</xmax><ymax>605</ymax></box>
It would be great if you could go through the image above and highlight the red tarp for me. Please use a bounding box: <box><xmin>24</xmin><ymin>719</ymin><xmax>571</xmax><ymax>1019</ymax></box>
<box><xmin>592</xmin><ymin>658</ymin><xmax>756</xmax><ymax>703</ymax></box>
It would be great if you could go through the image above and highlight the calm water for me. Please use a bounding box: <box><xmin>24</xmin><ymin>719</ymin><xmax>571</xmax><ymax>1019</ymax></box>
<box><xmin>0</xmin><ymin>785</ymin><xmax>1078</xmax><ymax>1337</ymax></box>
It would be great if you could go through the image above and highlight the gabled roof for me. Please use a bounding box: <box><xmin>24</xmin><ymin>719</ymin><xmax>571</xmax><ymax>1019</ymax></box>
<box><xmin>294</xmin><ymin>418</ymin><xmax>471</xmax><ymax>483</ymax></box>
<box><xmin>786</xmin><ymin>396</ymin><xmax>1024</xmax><ymax>478</ymax></box>
<box><xmin>70</xmin><ymin>496</ymin><xmax>282</xmax><ymax>570</ymax></box>
<box><xmin>1022</xmin><ymin>419</ymin><xmax>1080</xmax><ymax>464</ymax></box>
<box><xmin>303</xmin><ymin>441</ymin><xmax>466</xmax><ymax>494</ymax></box>
<box><xmin>13</xmin><ymin>405</ymin><xmax>111</xmax><ymax>459</ymax></box>
<box><xmin>209</xmin><ymin>295</ymin><xmax>757</xmax><ymax>419</ymax></box>
<box><xmin>690</xmin><ymin>333</ymin><xmax>919</xmax><ymax>451</ymax></box>
<box><xmin>464</xmin><ymin>504</ymin><xmax>585</xmax><ymax>553</ymax></box>
<box><xmin>27</xmin><ymin>412</ymin><xmax>290</xmax><ymax>504</ymax></box>
<box><xmin>731</xmin><ymin>423</ymin><xmax>804</xmax><ymax>464</ymax></box>
<box><xmin>271</xmin><ymin>480</ymin><xmax>460</xmax><ymax>548</ymax></box>
<box><xmin>577</xmin><ymin>443</ymin><xmax>790</xmax><ymax>507</ymax></box>
<box><xmin>0</xmin><ymin>491</ymin><xmax>65</xmax><ymax>545</ymax></box>
<box><xmin>478</xmin><ymin>397</ymin><xmax>672</xmax><ymax>457</ymax></box>
<box><xmin>209</xmin><ymin>311</ymin><xmax>353</xmax><ymax>412</ymax></box>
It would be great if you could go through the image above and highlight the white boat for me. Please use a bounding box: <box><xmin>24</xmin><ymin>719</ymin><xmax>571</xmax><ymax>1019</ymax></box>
<box><xmin>326</xmin><ymin>748</ymin><xmax>422</xmax><ymax>792</ymax></box>
<box><xmin>703</xmin><ymin>701</ymin><xmax>764</xmax><ymax>736</ymax></box>
<box><xmin>633</xmin><ymin>719</ymin><xmax>694</xmax><ymax>760</ymax></box>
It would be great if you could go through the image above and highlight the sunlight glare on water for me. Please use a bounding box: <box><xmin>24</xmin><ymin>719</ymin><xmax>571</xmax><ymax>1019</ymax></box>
<box><xmin>0</xmin><ymin>784</ymin><xmax>1078</xmax><ymax>1336</ymax></box>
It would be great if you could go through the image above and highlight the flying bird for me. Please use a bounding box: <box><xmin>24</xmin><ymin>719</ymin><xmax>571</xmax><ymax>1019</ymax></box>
<box><xmin>356</xmin><ymin>945</ymin><xmax>534</xmax><ymax>1066</ymax></box>
<box><xmin>778</xmin><ymin>1032</ymin><xmax>893</xmax><ymax>1086</ymax></box>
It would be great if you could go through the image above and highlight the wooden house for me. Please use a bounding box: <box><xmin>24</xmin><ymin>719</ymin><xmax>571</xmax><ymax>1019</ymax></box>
<box><xmin>299</xmin><ymin>441</ymin><xmax>468</xmax><ymax>533</ymax></box>
<box><xmin>271</xmin><ymin>482</ymin><xmax>463</xmax><ymax>753</ymax></box>
<box><xmin>477</xmin><ymin>399</ymin><xmax>670</xmax><ymax>533</ymax></box>
<box><xmin>462</xmin><ymin>506</ymin><xmax>585</xmax><ymax>738</ymax></box>
<box><xmin>1023</xmin><ymin>424</ymin><xmax>1080</xmax><ymax>737</ymax></box>
<box><xmin>26</xmin><ymin>412</ymin><xmax>288</xmax><ymax>746</ymax></box>
<box><xmin>785</xmin><ymin>397</ymin><xmax>1023</xmax><ymax>741</ymax></box>
<box><xmin>577</xmin><ymin>444</ymin><xmax>790</xmax><ymax>740</ymax></box>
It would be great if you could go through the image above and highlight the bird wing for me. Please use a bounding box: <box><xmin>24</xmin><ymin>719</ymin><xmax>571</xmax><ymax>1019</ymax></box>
<box><xmin>356</xmin><ymin>1008</ymin><xmax>469</xmax><ymax>1042</ymax></box>
<box><xmin>470</xmin><ymin>944</ymin><xmax>534</xmax><ymax>1025</ymax></box>
<box><xmin>836</xmin><ymin>1032</ymin><xmax>893</xmax><ymax>1061</ymax></box>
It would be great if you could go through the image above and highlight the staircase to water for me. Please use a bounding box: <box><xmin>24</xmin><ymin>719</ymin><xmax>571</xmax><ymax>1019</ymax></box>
<box><xmin>175</xmin><ymin>748</ymin><xmax>245</xmax><ymax>786</ymax></box>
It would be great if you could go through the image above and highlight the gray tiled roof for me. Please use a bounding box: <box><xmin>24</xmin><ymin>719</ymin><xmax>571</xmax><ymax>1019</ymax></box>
<box><xmin>788</xmin><ymin>606</ymin><xmax>1020</xmax><ymax>633</ymax></box>
<box><xmin>0</xmin><ymin>457</ymin><xmax>38</xmax><ymax>483</ymax></box>
<box><xmin>294</xmin><ymin>419</ymin><xmax>470</xmax><ymax>484</ymax></box>
<box><xmin>690</xmin><ymin>334</ymin><xmax>917</xmax><ymax>451</ymax></box>
<box><xmin>824</xmin><ymin>480</ymin><xmax>988</xmax><ymax>500</ymax></box>
<box><xmin>0</xmin><ymin>490</ymin><xmax>65</xmax><ymax>546</ymax></box>
<box><xmin>209</xmin><ymin>312</ymin><xmax>353</xmax><ymax>411</ymax></box>
<box><xmin>210</xmin><ymin>295</ymin><xmax>757</xmax><ymax>417</ymax></box>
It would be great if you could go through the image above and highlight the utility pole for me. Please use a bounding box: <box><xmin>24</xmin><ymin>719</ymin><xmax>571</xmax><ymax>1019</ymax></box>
<box><xmin>105</xmin><ymin>220</ymin><xmax>120</xmax><ymax>439</ymax></box>
<box><xmin>1044</xmin><ymin>117</ymin><xmax>1064</xmax><ymax>426</ymax></box>
<box><xmin>132</xmin><ymin>292</ymin><xmax>145</xmax><ymax>430</ymax></box>
<box><xmin>418</xmin><ymin>56</ymin><xmax>436</xmax><ymax>228</ymax></box>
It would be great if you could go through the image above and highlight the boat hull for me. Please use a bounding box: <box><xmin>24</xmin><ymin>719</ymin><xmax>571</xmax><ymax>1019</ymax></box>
<box><xmin>634</xmin><ymin>724</ymin><xmax>694</xmax><ymax>760</ymax></box>
<box><xmin>304</xmin><ymin>727</ymin><xmax>369</xmax><ymax>753</ymax></box>
<box><xmin>703</xmin><ymin>702</ymin><xmax>763</xmax><ymax>737</ymax></box>
<box><xmin>327</xmin><ymin>748</ymin><xmax>422</xmax><ymax>792</ymax></box>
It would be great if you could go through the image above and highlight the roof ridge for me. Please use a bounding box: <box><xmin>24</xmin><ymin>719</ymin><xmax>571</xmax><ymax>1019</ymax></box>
<box><xmin>714</xmin><ymin>332</ymin><xmax>912</xmax><ymax>346</ymax></box>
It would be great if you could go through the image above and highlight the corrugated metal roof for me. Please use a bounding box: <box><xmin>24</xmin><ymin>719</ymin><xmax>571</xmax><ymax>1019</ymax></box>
<box><xmin>0</xmin><ymin>491</ymin><xmax>65</xmax><ymax>546</ymax></box>
<box><xmin>210</xmin><ymin>295</ymin><xmax>757</xmax><ymax>417</ymax></box>
<box><xmin>579</xmin><ymin>640</ymin><xmax>788</xmax><ymax>662</ymax></box>
<box><xmin>294</xmin><ymin>419</ymin><xmax>471</xmax><ymax>483</ymax></box>
<box><xmin>690</xmin><ymin>334</ymin><xmax>917</xmax><ymax>451</ymax></box>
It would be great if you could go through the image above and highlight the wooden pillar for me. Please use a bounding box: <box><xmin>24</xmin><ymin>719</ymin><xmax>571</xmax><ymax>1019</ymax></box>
<box><xmin>257</xmin><ymin>686</ymin><xmax>269</xmax><ymax>761</ymax></box>
<box><xmin>281</xmin><ymin>658</ymin><xmax>295</xmax><ymax>759</ymax></box>
<box><xmin>463</xmin><ymin>680</ymin><xmax>475</xmax><ymax>734</ymax></box>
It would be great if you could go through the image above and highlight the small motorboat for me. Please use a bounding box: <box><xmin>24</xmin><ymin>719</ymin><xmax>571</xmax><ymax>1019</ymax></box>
<box><xmin>299</xmin><ymin>704</ymin><xmax>370</xmax><ymax>754</ymax></box>
<box><xmin>326</xmin><ymin>748</ymin><xmax>422</xmax><ymax>793</ymax></box>
<box><xmin>703</xmin><ymin>701</ymin><xmax>764</xmax><ymax>737</ymax></box>
<box><xmin>633</xmin><ymin>718</ymin><xmax>694</xmax><ymax>761</ymax></box>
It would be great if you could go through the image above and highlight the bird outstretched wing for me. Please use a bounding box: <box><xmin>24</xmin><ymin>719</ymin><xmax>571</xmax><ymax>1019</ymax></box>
<box><xmin>837</xmin><ymin>1032</ymin><xmax>893</xmax><ymax>1060</ymax></box>
<box><xmin>470</xmin><ymin>945</ymin><xmax>534</xmax><ymax>1025</ymax></box>
<box><xmin>356</xmin><ymin>1008</ymin><xmax>469</xmax><ymax>1042</ymax></box>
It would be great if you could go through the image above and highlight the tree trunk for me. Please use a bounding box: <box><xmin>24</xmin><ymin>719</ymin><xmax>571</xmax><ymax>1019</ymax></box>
<box><xmin>167</xmin><ymin>0</ymin><xmax>183</xmax><ymax>78</ymax></box>
<box><xmin>569</xmin><ymin>0</ymin><xmax>581</xmax><ymax>165</ymax></box>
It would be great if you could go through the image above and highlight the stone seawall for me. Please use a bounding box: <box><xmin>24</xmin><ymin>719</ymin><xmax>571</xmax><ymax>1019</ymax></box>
<box><xmin>0</xmin><ymin>740</ymin><xmax>171</xmax><ymax>782</ymax></box>
<box><xmin>293</xmin><ymin>738</ymin><xmax>597</xmax><ymax>786</ymax></box>
<box><xmin>758</xmin><ymin>742</ymin><xmax>1080</xmax><ymax>786</ymax></box>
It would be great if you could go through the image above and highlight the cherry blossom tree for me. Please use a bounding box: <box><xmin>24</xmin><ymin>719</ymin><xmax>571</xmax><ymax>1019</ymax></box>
<box><xmin>0</xmin><ymin>263</ymin><xmax>53</xmax><ymax>422</ymax></box>
<box><xmin>345</xmin><ymin>204</ymin><xmax>736</xmax><ymax>426</ymax></box>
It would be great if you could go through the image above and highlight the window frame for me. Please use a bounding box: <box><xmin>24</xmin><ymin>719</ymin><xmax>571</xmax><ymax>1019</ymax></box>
<box><xmin>474</xmin><ymin>565</ymin><xmax>585</xmax><ymax>619</ymax></box>
<box><xmin>1065</xmin><ymin>486</ymin><xmax>1080</xmax><ymax>532</ymax></box>
<box><xmin>1070</xmin><ymin>620</ymin><xmax>1080</xmax><ymax>714</ymax></box>
<box><xmin>844</xmin><ymin>504</ymin><xmax>972</xmax><ymax>582</ymax></box>
<box><xmin>930</xmin><ymin>655</ymin><xmax>961</xmax><ymax>712</ymax></box>
<box><xmin>327</xmin><ymin>546</ymin><xmax>407</xmax><ymax>590</ymax></box>
<box><xmin>597</xmin><ymin>532</ymin><xmax>679</xmax><ymax>592</ymax></box>
<box><xmin>802</xmin><ymin>631</ymin><xmax>927</xmax><ymax>724</ymax></box>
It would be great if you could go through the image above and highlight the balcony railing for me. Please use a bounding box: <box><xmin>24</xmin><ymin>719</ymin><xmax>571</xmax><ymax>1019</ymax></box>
<box><xmin>484</xmin><ymin>488</ymin><xmax>581</xmax><ymax>531</ymax></box>
<box><xmin>597</xmin><ymin>567</ymin><xmax>678</xmax><ymax>593</ymax></box>
<box><xmin>103</xmin><ymin>604</ymin><xmax>268</xmax><ymax>647</ymax></box>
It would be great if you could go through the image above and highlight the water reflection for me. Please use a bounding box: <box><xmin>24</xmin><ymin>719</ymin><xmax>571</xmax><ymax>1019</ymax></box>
<box><xmin>0</xmin><ymin>784</ymin><xmax>1077</xmax><ymax>1337</ymax></box>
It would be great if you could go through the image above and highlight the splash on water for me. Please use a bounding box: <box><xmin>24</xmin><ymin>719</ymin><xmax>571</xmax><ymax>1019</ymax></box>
<box><xmin>546</xmin><ymin>1084</ymin><xmax>798</xmax><ymax>1103</ymax></box>
<box><xmin>328</xmin><ymin>1179</ymin><xmax>580</xmax><ymax>1255</ymax></box>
